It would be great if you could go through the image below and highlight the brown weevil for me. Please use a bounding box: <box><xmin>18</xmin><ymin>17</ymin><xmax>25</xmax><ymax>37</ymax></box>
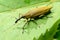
<box><xmin>15</xmin><ymin>6</ymin><xmax>52</xmax><ymax>23</ymax></box>
<box><xmin>15</xmin><ymin>6</ymin><xmax>52</xmax><ymax>33</ymax></box>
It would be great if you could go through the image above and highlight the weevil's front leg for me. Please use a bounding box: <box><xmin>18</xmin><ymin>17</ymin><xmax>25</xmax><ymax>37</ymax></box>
<box><xmin>22</xmin><ymin>22</ymin><xmax>27</xmax><ymax>33</ymax></box>
<box><xmin>22</xmin><ymin>18</ymin><xmax>30</xmax><ymax>33</ymax></box>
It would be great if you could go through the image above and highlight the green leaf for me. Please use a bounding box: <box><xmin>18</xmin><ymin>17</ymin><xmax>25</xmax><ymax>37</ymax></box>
<box><xmin>0</xmin><ymin>0</ymin><xmax>60</xmax><ymax>40</ymax></box>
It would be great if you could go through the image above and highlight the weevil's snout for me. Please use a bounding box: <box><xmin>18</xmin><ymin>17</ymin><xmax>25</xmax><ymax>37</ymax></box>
<box><xmin>15</xmin><ymin>18</ymin><xmax>20</xmax><ymax>23</ymax></box>
<box><xmin>15</xmin><ymin>16</ymin><xmax>25</xmax><ymax>23</ymax></box>
<box><xmin>15</xmin><ymin>21</ymin><xmax>17</xmax><ymax>23</ymax></box>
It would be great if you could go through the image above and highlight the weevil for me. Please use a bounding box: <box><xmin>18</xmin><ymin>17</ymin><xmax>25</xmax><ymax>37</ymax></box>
<box><xmin>15</xmin><ymin>5</ymin><xmax>52</xmax><ymax>33</ymax></box>
<box><xmin>14</xmin><ymin>0</ymin><xmax>56</xmax><ymax>33</ymax></box>
<box><xmin>15</xmin><ymin>6</ymin><xmax>52</xmax><ymax>23</ymax></box>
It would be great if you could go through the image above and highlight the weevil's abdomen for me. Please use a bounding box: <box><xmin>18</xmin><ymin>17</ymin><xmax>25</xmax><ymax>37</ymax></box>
<box><xmin>23</xmin><ymin>6</ymin><xmax>52</xmax><ymax>18</ymax></box>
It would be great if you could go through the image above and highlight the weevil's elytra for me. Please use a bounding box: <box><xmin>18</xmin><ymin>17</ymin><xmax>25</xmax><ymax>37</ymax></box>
<box><xmin>15</xmin><ymin>6</ymin><xmax>52</xmax><ymax>33</ymax></box>
<box><xmin>23</xmin><ymin>6</ymin><xmax>52</xmax><ymax>18</ymax></box>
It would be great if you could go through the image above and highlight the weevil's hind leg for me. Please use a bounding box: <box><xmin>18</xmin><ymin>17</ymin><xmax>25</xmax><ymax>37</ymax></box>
<box><xmin>32</xmin><ymin>20</ymin><xmax>37</xmax><ymax>25</ymax></box>
<box><xmin>39</xmin><ymin>14</ymin><xmax>52</xmax><ymax>18</ymax></box>
<box><xmin>30</xmin><ymin>18</ymin><xmax>40</xmax><ymax>28</ymax></box>
<box><xmin>33</xmin><ymin>20</ymin><xmax>40</xmax><ymax>28</ymax></box>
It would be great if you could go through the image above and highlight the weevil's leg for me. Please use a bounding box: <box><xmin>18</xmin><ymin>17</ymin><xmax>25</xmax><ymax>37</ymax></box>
<box><xmin>39</xmin><ymin>14</ymin><xmax>52</xmax><ymax>18</ymax></box>
<box><xmin>39</xmin><ymin>15</ymin><xmax>44</xmax><ymax>18</ymax></box>
<box><xmin>45</xmin><ymin>16</ymin><xmax>53</xmax><ymax>18</ymax></box>
<box><xmin>30</xmin><ymin>18</ymin><xmax>37</xmax><ymax>25</ymax></box>
<box><xmin>22</xmin><ymin>18</ymin><xmax>29</xmax><ymax>33</ymax></box>
<box><xmin>30</xmin><ymin>18</ymin><xmax>40</xmax><ymax>27</ymax></box>
<box><xmin>32</xmin><ymin>20</ymin><xmax>38</xmax><ymax>25</ymax></box>
<box><xmin>27</xmin><ymin>18</ymin><xmax>30</xmax><ymax>26</ymax></box>
<box><xmin>26</xmin><ymin>18</ymin><xmax>31</xmax><ymax>26</ymax></box>
<box><xmin>32</xmin><ymin>20</ymin><xmax>37</xmax><ymax>25</ymax></box>
<box><xmin>22</xmin><ymin>21</ymin><xmax>28</xmax><ymax>33</ymax></box>
<box><xmin>30</xmin><ymin>18</ymin><xmax>34</xmax><ymax>20</ymax></box>
<box><xmin>32</xmin><ymin>20</ymin><xmax>40</xmax><ymax>28</ymax></box>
